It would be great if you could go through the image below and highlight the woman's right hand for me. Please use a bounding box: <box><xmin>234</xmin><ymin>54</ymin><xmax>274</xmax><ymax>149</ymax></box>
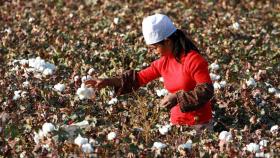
<box><xmin>85</xmin><ymin>79</ymin><xmax>109</xmax><ymax>90</ymax></box>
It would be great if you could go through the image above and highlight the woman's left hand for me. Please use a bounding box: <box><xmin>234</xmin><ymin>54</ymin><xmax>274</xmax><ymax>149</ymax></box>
<box><xmin>159</xmin><ymin>93</ymin><xmax>177</xmax><ymax>109</ymax></box>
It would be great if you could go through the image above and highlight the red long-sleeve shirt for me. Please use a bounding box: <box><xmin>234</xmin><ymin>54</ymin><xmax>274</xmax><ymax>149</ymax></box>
<box><xmin>137</xmin><ymin>50</ymin><xmax>212</xmax><ymax>125</ymax></box>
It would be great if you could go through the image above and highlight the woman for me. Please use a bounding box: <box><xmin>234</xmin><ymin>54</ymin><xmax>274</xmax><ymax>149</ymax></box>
<box><xmin>85</xmin><ymin>14</ymin><xmax>214</xmax><ymax>130</ymax></box>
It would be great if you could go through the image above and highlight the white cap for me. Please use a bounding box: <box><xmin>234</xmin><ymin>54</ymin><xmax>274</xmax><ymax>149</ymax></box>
<box><xmin>142</xmin><ymin>14</ymin><xmax>177</xmax><ymax>45</ymax></box>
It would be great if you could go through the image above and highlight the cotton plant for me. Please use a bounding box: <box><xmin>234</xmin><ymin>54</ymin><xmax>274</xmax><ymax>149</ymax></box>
<box><xmin>156</xmin><ymin>89</ymin><xmax>168</xmax><ymax>97</ymax></box>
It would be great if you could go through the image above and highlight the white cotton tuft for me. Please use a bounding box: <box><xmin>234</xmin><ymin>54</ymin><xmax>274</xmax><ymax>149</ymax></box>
<box><xmin>13</xmin><ymin>90</ymin><xmax>21</xmax><ymax>100</ymax></box>
<box><xmin>268</xmin><ymin>87</ymin><xmax>276</xmax><ymax>94</ymax></box>
<box><xmin>210</xmin><ymin>73</ymin><xmax>221</xmax><ymax>81</ymax></box>
<box><xmin>246</xmin><ymin>78</ymin><xmax>256</xmax><ymax>87</ymax></box>
<box><xmin>156</xmin><ymin>89</ymin><xmax>168</xmax><ymax>97</ymax></box>
<box><xmin>76</xmin><ymin>83</ymin><xmax>95</xmax><ymax>100</ymax></box>
<box><xmin>219</xmin><ymin>131</ymin><xmax>232</xmax><ymax>142</ymax></box>
<box><xmin>153</xmin><ymin>142</ymin><xmax>167</xmax><ymax>149</ymax></box>
<box><xmin>113</xmin><ymin>17</ymin><xmax>119</xmax><ymax>24</ymax></box>
<box><xmin>42</xmin><ymin>122</ymin><xmax>55</xmax><ymax>135</ymax></box>
<box><xmin>107</xmin><ymin>132</ymin><xmax>117</xmax><ymax>140</ymax></box>
<box><xmin>232</xmin><ymin>22</ymin><xmax>240</xmax><ymax>30</ymax></box>
<box><xmin>54</xmin><ymin>83</ymin><xmax>65</xmax><ymax>92</ymax></box>
<box><xmin>88</xmin><ymin>68</ymin><xmax>95</xmax><ymax>75</ymax></box>
<box><xmin>74</xmin><ymin>134</ymin><xmax>89</xmax><ymax>146</ymax></box>
<box><xmin>259</xmin><ymin>139</ymin><xmax>269</xmax><ymax>147</ymax></box>
<box><xmin>178</xmin><ymin>139</ymin><xmax>192</xmax><ymax>150</ymax></box>
<box><xmin>158</xmin><ymin>124</ymin><xmax>171</xmax><ymax>135</ymax></box>
<box><xmin>108</xmin><ymin>98</ymin><xmax>118</xmax><ymax>105</ymax></box>
<box><xmin>209</xmin><ymin>63</ymin><xmax>219</xmax><ymax>71</ymax></box>
<box><xmin>270</xmin><ymin>125</ymin><xmax>278</xmax><ymax>134</ymax></box>
<box><xmin>22</xmin><ymin>81</ymin><xmax>30</xmax><ymax>88</ymax></box>
<box><xmin>213</xmin><ymin>82</ymin><xmax>221</xmax><ymax>90</ymax></box>
<box><xmin>82</xmin><ymin>143</ymin><xmax>94</xmax><ymax>153</ymax></box>
<box><xmin>246</xmin><ymin>143</ymin><xmax>260</xmax><ymax>153</ymax></box>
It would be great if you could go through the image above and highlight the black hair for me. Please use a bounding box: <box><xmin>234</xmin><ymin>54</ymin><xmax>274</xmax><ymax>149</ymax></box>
<box><xmin>157</xmin><ymin>29</ymin><xmax>199</xmax><ymax>62</ymax></box>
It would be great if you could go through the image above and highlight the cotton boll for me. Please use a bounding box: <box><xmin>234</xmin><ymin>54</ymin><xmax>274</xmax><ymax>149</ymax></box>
<box><xmin>42</xmin><ymin>123</ymin><xmax>55</xmax><ymax>135</ymax></box>
<box><xmin>54</xmin><ymin>83</ymin><xmax>65</xmax><ymax>92</ymax></box>
<box><xmin>76</xmin><ymin>83</ymin><xmax>95</xmax><ymax>100</ymax></box>
<box><xmin>42</xmin><ymin>68</ymin><xmax>54</xmax><ymax>76</ymax></box>
<box><xmin>108</xmin><ymin>98</ymin><xmax>118</xmax><ymax>105</ymax></box>
<box><xmin>178</xmin><ymin>139</ymin><xmax>192</xmax><ymax>151</ymax></box>
<box><xmin>259</xmin><ymin>139</ymin><xmax>269</xmax><ymax>148</ymax></box>
<box><xmin>88</xmin><ymin>68</ymin><xmax>95</xmax><ymax>76</ymax></box>
<box><xmin>246</xmin><ymin>143</ymin><xmax>260</xmax><ymax>153</ymax></box>
<box><xmin>22</xmin><ymin>81</ymin><xmax>30</xmax><ymax>88</ymax></box>
<box><xmin>107</xmin><ymin>132</ymin><xmax>117</xmax><ymax>140</ymax></box>
<box><xmin>73</xmin><ymin>120</ymin><xmax>89</xmax><ymax>128</ymax></box>
<box><xmin>246</xmin><ymin>78</ymin><xmax>256</xmax><ymax>87</ymax></box>
<box><xmin>158</xmin><ymin>124</ymin><xmax>171</xmax><ymax>135</ymax></box>
<box><xmin>74</xmin><ymin>134</ymin><xmax>88</xmax><ymax>146</ymax></box>
<box><xmin>270</xmin><ymin>125</ymin><xmax>278</xmax><ymax>134</ymax></box>
<box><xmin>153</xmin><ymin>142</ymin><xmax>167</xmax><ymax>149</ymax></box>
<box><xmin>159</xmin><ymin>77</ymin><xmax>164</xmax><ymax>82</ymax></box>
<box><xmin>232</xmin><ymin>22</ymin><xmax>240</xmax><ymax>30</ymax></box>
<box><xmin>21</xmin><ymin>91</ymin><xmax>28</xmax><ymax>98</ymax></box>
<box><xmin>268</xmin><ymin>87</ymin><xmax>276</xmax><ymax>94</ymax></box>
<box><xmin>113</xmin><ymin>17</ymin><xmax>119</xmax><ymax>25</ymax></box>
<box><xmin>81</xmin><ymin>75</ymin><xmax>93</xmax><ymax>83</ymax></box>
<box><xmin>210</xmin><ymin>73</ymin><xmax>220</xmax><ymax>81</ymax></box>
<box><xmin>13</xmin><ymin>90</ymin><xmax>21</xmax><ymax>100</ymax></box>
<box><xmin>156</xmin><ymin>89</ymin><xmax>168</xmax><ymax>97</ymax></box>
<box><xmin>74</xmin><ymin>75</ymin><xmax>80</xmax><ymax>82</ymax></box>
<box><xmin>82</xmin><ymin>143</ymin><xmax>94</xmax><ymax>153</ymax></box>
<box><xmin>219</xmin><ymin>131</ymin><xmax>232</xmax><ymax>142</ymax></box>
<box><xmin>213</xmin><ymin>82</ymin><xmax>221</xmax><ymax>90</ymax></box>
<box><xmin>210</xmin><ymin>62</ymin><xmax>219</xmax><ymax>71</ymax></box>
<box><xmin>220</xmin><ymin>81</ymin><xmax>226</xmax><ymax>87</ymax></box>
<box><xmin>275</xmin><ymin>93</ymin><xmax>280</xmax><ymax>99</ymax></box>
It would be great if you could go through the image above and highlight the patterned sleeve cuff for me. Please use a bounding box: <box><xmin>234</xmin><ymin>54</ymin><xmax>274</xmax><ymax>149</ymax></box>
<box><xmin>114</xmin><ymin>70</ymin><xmax>140</xmax><ymax>96</ymax></box>
<box><xmin>176</xmin><ymin>83</ymin><xmax>214</xmax><ymax>112</ymax></box>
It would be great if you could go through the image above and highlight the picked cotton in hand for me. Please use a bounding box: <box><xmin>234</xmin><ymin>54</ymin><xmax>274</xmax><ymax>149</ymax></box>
<box><xmin>76</xmin><ymin>83</ymin><xmax>95</xmax><ymax>100</ymax></box>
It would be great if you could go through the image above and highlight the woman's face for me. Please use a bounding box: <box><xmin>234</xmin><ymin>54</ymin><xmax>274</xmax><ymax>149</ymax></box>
<box><xmin>148</xmin><ymin>39</ymin><xmax>173</xmax><ymax>56</ymax></box>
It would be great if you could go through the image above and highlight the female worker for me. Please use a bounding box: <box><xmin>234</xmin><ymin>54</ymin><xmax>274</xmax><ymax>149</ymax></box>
<box><xmin>85</xmin><ymin>13</ymin><xmax>214</xmax><ymax>130</ymax></box>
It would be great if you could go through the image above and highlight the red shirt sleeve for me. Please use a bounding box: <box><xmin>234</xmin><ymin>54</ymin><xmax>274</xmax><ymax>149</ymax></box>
<box><xmin>186</xmin><ymin>52</ymin><xmax>212</xmax><ymax>84</ymax></box>
<box><xmin>137</xmin><ymin>60</ymin><xmax>161</xmax><ymax>86</ymax></box>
